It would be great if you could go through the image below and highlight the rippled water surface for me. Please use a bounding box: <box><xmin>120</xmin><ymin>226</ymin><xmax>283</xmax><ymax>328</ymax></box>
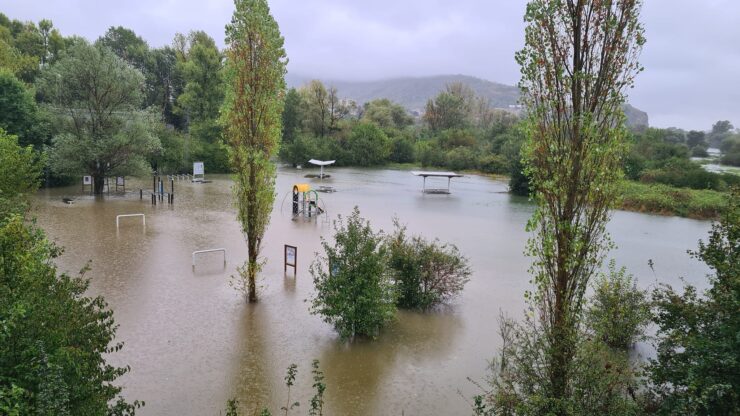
<box><xmin>32</xmin><ymin>167</ymin><xmax>711</xmax><ymax>415</ymax></box>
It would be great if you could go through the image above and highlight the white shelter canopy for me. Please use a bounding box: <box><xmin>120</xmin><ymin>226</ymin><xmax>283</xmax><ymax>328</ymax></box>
<box><xmin>411</xmin><ymin>171</ymin><xmax>463</xmax><ymax>194</ymax></box>
<box><xmin>308</xmin><ymin>159</ymin><xmax>335</xmax><ymax>178</ymax></box>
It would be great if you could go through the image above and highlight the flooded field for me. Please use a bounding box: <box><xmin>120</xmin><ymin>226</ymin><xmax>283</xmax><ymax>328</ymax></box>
<box><xmin>32</xmin><ymin>167</ymin><xmax>711</xmax><ymax>415</ymax></box>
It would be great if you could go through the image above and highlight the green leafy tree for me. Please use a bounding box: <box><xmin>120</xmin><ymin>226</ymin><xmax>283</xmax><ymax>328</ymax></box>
<box><xmin>96</xmin><ymin>26</ymin><xmax>150</xmax><ymax>71</ymax></box>
<box><xmin>516</xmin><ymin>0</ymin><xmax>645</xmax><ymax>408</ymax></box>
<box><xmin>649</xmin><ymin>188</ymin><xmax>740</xmax><ymax>415</ymax></box>
<box><xmin>38</xmin><ymin>41</ymin><xmax>161</xmax><ymax>194</ymax></box>
<box><xmin>310</xmin><ymin>208</ymin><xmax>396</xmax><ymax>340</ymax></box>
<box><xmin>346</xmin><ymin>122</ymin><xmax>390</xmax><ymax>166</ymax></box>
<box><xmin>586</xmin><ymin>261</ymin><xmax>650</xmax><ymax>351</ymax></box>
<box><xmin>708</xmin><ymin>120</ymin><xmax>734</xmax><ymax>147</ymax></box>
<box><xmin>686</xmin><ymin>130</ymin><xmax>707</xmax><ymax>150</ymax></box>
<box><xmin>0</xmin><ymin>129</ymin><xmax>42</xmax><ymax>218</ymax></box>
<box><xmin>282</xmin><ymin>87</ymin><xmax>304</xmax><ymax>144</ymax></box>
<box><xmin>222</xmin><ymin>0</ymin><xmax>287</xmax><ymax>303</ymax></box>
<box><xmin>0</xmin><ymin>69</ymin><xmax>41</xmax><ymax>147</ymax></box>
<box><xmin>176</xmin><ymin>31</ymin><xmax>223</xmax><ymax>129</ymax></box>
<box><xmin>387</xmin><ymin>222</ymin><xmax>471</xmax><ymax>309</ymax></box>
<box><xmin>423</xmin><ymin>82</ymin><xmax>474</xmax><ymax>132</ymax></box>
<box><xmin>361</xmin><ymin>98</ymin><xmax>413</xmax><ymax>132</ymax></box>
<box><xmin>0</xmin><ymin>216</ymin><xmax>141</xmax><ymax>415</ymax></box>
<box><xmin>301</xmin><ymin>80</ymin><xmax>330</xmax><ymax>137</ymax></box>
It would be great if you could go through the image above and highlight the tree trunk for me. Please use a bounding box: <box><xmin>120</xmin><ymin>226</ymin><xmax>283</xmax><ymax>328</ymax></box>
<box><xmin>93</xmin><ymin>174</ymin><xmax>105</xmax><ymax>195</ymax></box>
<box><xmin>247</xmin><ymin>252</ymin><xmax>258</xmax><ymax>303</ymax></box>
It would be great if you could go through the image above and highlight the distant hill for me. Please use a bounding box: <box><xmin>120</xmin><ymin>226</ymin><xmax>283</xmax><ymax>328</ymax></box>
<box><xmin>287</xmin><ymin>73</ymin><xmax>648</xmax><ymax>128</ymax></box>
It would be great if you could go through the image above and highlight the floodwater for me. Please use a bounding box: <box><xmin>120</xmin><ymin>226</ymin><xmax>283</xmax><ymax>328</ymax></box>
<box><xmin>32</xmin><ymin>167</ymin><xmax>712</xmax><ymax>415</ymax></box>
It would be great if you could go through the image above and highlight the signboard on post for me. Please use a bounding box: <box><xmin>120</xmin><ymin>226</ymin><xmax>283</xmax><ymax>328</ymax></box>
<box><xmin>284</xmin><ymin>244</ymin><xmax>297</xmax><ymax>275</ymax></box>
<box><xmin>193</xmin><ymin>161</ymin><xmax>205</xmax><ymax>183</ymax></box>
<box><xmin>116</xmin><ymin>176</ymin><xmax>125</xmax><ymax>192</ymax></box>
<box><xmin>82</xmin><ymin>175</ymin><xmax>92</xmax><ymax>194</ymax></box>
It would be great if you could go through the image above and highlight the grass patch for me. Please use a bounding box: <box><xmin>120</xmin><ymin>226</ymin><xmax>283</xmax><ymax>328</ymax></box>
<box><xmin>619</xmin><ymin>181</ymin><xmax>727</xmax><ymax>220</ymax></box>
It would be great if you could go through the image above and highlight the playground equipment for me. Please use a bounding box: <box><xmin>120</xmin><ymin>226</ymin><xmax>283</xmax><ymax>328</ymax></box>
<box><xmin>280</xmin><ymin>183</ymin><xmax>327</xmax><ymax>220</ymax></box>
<box><xmin>116</xmin><ymin>213</ymin><xmax>145</xmax><ymax>228</ymax></box>
<box><xmin>192</xmin><ymin>248</ymin><xmax>227</xmax><ymax>269</ymax></box>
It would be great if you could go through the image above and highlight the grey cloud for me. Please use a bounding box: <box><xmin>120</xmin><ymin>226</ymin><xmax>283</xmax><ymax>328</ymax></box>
<box><xmin>4</xmin><ymin>0</ymin><xmax>738</xmax><ymax>130</ymax></box>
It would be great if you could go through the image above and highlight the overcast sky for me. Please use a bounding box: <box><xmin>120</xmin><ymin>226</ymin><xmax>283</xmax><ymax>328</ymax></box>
<box><xmin>4</xmin><ymin>0</ymin><xmax>739</xmax><ymax>130</ymax></box>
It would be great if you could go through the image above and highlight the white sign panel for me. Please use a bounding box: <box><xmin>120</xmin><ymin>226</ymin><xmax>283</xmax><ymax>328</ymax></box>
<box><xmin>286</xmin><ymin>246</ymin><xmax>296</xmax><ymax>265</ymax></box>
<box><xmin>83</xmin><ymin>175</ymin><xmax>92</xmax><ymax>185</ymax></box>
<box><xmin>193</xmin><ymin>162</ymin><xmax>204</xmax><ymax>176</ymax></box>
<box><xmin>116</xmin><ymin>176</ymin><xmax>125</xmax><ymax>186</ymax></box>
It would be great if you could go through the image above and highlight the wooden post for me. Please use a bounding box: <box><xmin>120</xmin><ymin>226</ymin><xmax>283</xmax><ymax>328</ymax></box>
<box><xmin>140</xmin><ymin>189</ymin><xmax>143</xmax><ymax>199</ymax></box>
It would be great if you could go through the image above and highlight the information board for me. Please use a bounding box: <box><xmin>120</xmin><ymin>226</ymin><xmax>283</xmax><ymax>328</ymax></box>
<box><xmin>284</xmin><ymin>244</ymin><xmax>297</xmax><ymax>275</ymax></box>
<box><xmin>83</xmin><ymin>175</ymin><xmax>92</xmax><ymax>185</ymax></box>
<box><xmin>193</xmin><ymin>161</ymin><xmax>204</xmax><ymax>175</ymax></box>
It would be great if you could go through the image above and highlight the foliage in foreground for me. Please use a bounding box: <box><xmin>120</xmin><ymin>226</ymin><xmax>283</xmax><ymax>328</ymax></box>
<box><xmin>647</xmin><ymin>187</ymin><xmax>740</xmax><ymax>415</ymax></box>
<box><xmin>225</xmin><ymin>360</ymin><xmax>326</xmax><ymax>416</ymax></box>
<box><xmin>0</xmin><ymin>129</ymin><xmax>42</xmax><ymax>218</ymax></box>
<box><xmin>476</xmin><ymin>264</ymin><xmax>652</xmax><ymax>415</ymax></box>
<box><xmin>387</xmin><ymin>221</ymin><xmax>471</xmax><ymax>309</ymax></box>
<box><xmin>310</xmin><ymin>207</ymin><xmax>396</xmax><ymax>340</ymax></box>
<box><xmin>0</xmin><ymin>216</ymin><xmax>141</xmax><ymax>415</ymax></box>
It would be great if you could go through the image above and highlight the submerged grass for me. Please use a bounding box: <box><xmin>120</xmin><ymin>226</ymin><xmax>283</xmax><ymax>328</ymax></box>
<box><xmin>619</xmin><ymin>181</ymin><xmax>727</xmax><ymax>220</ymax></box>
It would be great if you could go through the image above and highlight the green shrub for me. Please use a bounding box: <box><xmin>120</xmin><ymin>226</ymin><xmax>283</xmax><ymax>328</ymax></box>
<box><xmin>586</xmin><ymin>261</ymin><xmax>651</xmax><ymax>350</ymax></box>
<box><xmin>387</xmin><ymin>222</ymin><xmax>471</xmax><ymax>309</ymax></box>
<box><xmin>346</xmin><ymin>122</ymin><xmax>390</xmax><ymax>166</ymax></box>
<box><xmin>445</xmin><ymin>146</ymin><xmax>478</xmax><ymax>171</ymax></box>
<box><xmin>648</xmin><ymin>189</ymin><xmax>740</xmax><ymax>415</ymax></box>
<box><xmin>310</xmin><ymin>207</ymin><xmax>396</xmax><ymax>340</ymax></box>
<box><xmin>416</xmin><ymin>140</ymin><xmax>445</xmax><ymax>167</ymax></box>
<box><xmin>0</xmin><ymin>216</ymin><xmax>141</xmax><ymax>415</ymax></box>
<box><xmin>478</xmin><ymin>154</ymin><xmax>510</xmax><ymax>174</ymax></box>
<box><xmin>389</xmin><ymin>136</ymin><xmax>415</xmax><ymax>163</ymax></box>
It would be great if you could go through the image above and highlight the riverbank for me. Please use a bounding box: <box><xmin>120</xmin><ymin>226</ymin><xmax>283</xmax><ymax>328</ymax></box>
<box><xmin>382</xmin><ymin>163</ymin><xmax>727</xmax><ymax>220</ymax></box>
<box><xmin>619</xmin><ymin>181</ymin><xmax>727</xmax><ymax>220</ymax></box>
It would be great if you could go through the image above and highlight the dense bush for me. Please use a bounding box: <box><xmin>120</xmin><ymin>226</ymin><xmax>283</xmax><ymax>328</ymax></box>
<box><xmin>445</xmin><ymin>146</ymin><xmax>478</xmax><ymax>171</ymax></box>
<box><xmin>346</xmin><ymin>122</ymin><xmax>390</xmax><ymax>166</ymax></box>
<box><xmin>0</xmin><ymin>216</ymin><xmax>141</xmax><ymax>415</ymax></box>
<box><xmin>648</xmin><ymin>189</ymin><xmax>740</xmax><ymax>414</ymax></box>
<box><xmin>478</xmin><ymin>154</ymin><xmax>510</xmax><ymax>174</ymax></box>
<box><xmin>310</xmin><ymin>207</ymin><xmax>396</xmax><ymax>340</ymax></box>
<box><xmin>586</xmin><ymin>261</ymin><xmax>651</xmax><ymax>350</ymax></box>
<box><xmin>387</xmin><ymin>222</ymin><xmax>471</xmax><ymax>309</ymax></box>
<box><xmin>388</xmin><ymin>136</ymin><xmax>415</xmax><ymax>163</ymax></box>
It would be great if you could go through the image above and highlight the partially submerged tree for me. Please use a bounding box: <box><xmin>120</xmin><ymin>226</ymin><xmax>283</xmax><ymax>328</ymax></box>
<box><xmin>38</xmin><ymin>41</ymin><xmax>160</xmax><ymax>194</ymax></box>
<box><xmin>387</xmin><ymin>222</ymin><xmax>471</xmax><ymax>310</ymax></box>
<box><xmin>310</xmin><ymin>208</ymin><xmax>396</xmax><ymax>340</ymax></box>
<box><xmin>222</xmin><ymin>0</ymin><xmax>287</xmax><ymax>302</ymax></box>
<box><xmin>515</xmin><ymin>0</ymin><xmax>645</xmax><ymax>408</ymax></box>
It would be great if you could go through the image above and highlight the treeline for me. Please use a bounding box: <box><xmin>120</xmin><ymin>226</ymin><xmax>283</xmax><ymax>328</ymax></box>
<box><xmin>0</xmin><ymin>12</ymin><xmax>737</xmax><ymax>200</ymax></box>
<box><xmin>0</xmin><ymin>14</ymin><xmax>230</xmax><ymax>186</ymax></box>
<box><xmin>280</xmin><ymin>80</ymin><xmax>526</xmax><ymax>174</ymax></box>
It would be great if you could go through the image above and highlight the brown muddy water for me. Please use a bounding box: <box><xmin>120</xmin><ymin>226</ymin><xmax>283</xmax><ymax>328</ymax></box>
<box><xmin>32</xmin><ymin>167</ymin><xmax>711</xmax><ymax>415</ymax></box>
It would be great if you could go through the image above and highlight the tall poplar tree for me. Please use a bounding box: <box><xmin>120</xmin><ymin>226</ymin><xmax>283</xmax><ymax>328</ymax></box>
<box><xmin>517</xmin><ymin>0</ymin><xmax>645</xmax><ymax>406</ymax></box>
<box><xmin>222</xmin><ymin>0</ymin><xmax>287</xmax><ymax>302</ymax></box>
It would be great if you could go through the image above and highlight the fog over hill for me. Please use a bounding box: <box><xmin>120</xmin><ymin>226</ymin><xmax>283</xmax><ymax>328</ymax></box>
<box><xmin>287</xmin><ymin>73</ymin><xmax>649</xmax><ymax>128</ymax></box>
